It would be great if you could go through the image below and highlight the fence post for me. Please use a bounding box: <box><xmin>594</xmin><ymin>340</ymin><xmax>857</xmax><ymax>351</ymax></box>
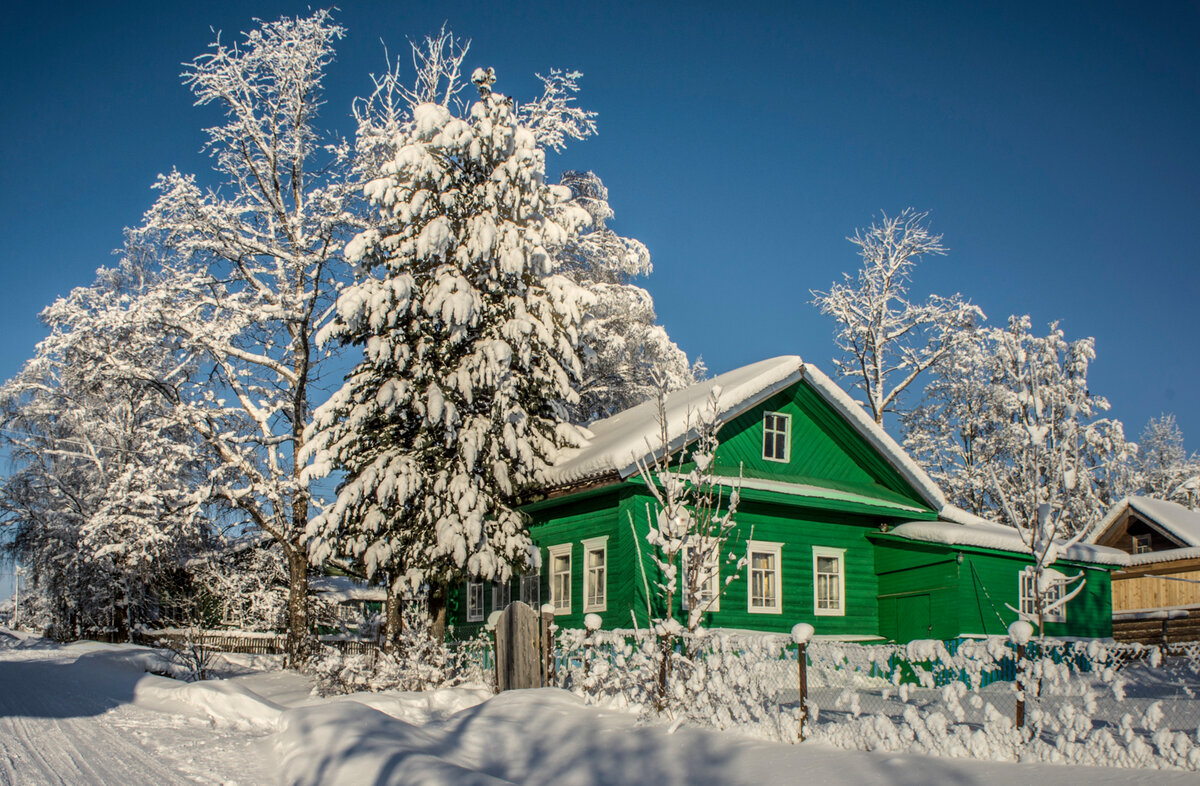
<box><xmin>540</xmin><ymin>604</ymin><xmax>556</xmax><ymax>687</ymax></box>
<box><xmin>792</xmin><ymin>623</ymin><xmax>814</xmax><ymax>741</ymax></box>
<box><xmin>1008</xmin><ymin>620</ymin><xmax>1033</xmax><ymax>732</ymax></box>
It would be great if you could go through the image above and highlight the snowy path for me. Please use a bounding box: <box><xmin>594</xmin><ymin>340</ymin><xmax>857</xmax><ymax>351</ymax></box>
<box><xmin>0</xmin><ymin>635</ymin><xmax>274</xmax><ymax>785</ymax></box>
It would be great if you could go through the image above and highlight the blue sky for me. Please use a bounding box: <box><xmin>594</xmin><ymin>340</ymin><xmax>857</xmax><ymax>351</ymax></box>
<box><xmin>1</xmin><ymin>2</ymin><xmax>1197</xmax><ymax>595</ymax></box>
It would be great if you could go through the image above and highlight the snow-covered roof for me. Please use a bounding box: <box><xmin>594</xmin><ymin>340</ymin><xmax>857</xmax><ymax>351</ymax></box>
<box><xmin>1088</xmin><ymin>496</ymin><xmax>1200</xmax><ymax>548</ymax></box>
<box><xmin>541</xmin><ymin>356</ymin><xmax>947</xmax><ymax>513</ymax></box>
<box><xmin>888</xmin><ymin>520</ymin><xmax>1129</xmax><ymax>566</ymax></box>
<box><xmin>1123</xmin><ymin>546</ymin><xmax>1200</xmax><ymax>568</ymax></box>
<box><xmin>310</xmin><ymin>576</ymin><xmax>387</xmax><ymax>603</ymax></box>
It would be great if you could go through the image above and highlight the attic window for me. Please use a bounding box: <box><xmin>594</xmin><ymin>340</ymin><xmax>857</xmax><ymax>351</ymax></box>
<box><xmin>763</xmin><ymin>412</ymin><xmax>791</xmax><ymax>463</ymax></box>
<box><xmin>1132</xmin><ymin>534</ymin><xmax>1152</xmax><ymax>554</ymax></box>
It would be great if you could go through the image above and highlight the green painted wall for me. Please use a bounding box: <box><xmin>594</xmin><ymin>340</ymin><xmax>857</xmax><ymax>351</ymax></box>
<box><xmin>871</xmin><ymin>534</ymin><xmax>1114</xmax><ymax>641</ymax></box>
<box><xmin>711</xmin><ymin>382</ymin><xmax>929</xmax><ymax>511</ymax></box>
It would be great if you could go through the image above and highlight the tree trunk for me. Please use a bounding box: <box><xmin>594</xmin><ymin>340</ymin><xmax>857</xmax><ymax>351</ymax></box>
<box><xmin>427</xmin><ymin>582</ymin><xmax>448</xmax><ymax>642</ymax></box>
<box><xmin>384</xmin><ymin>581</ymin><xmax>404</xmax><ymax>654</ymax></box>
<box><xmin>285</xmin><ymin>545</ymin><xmax>312</xmax><ymax>668</ymax></box>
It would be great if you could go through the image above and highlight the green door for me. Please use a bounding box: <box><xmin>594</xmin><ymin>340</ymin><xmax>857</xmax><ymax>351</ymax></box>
<box><xmin>896</xmin><ymin>594</ymin><xmax>932</xmax><ymax>641</ymax></box>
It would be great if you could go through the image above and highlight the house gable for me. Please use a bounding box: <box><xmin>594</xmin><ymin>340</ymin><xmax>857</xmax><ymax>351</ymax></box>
<box><xmin>709</xmin><ymin>380</ymin><xmax>935</xmax><ymax>515</ymax></box>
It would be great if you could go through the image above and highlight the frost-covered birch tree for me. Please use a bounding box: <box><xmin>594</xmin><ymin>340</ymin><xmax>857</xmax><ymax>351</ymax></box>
<box><xmin>129</xmin><ymin>11</ymin><xmax>352</xmax><ymax>664</ymax></box>
<box><xmin>1137</xmin><ymin>415</ymin><xmax>1199</xmax><ymax>508</ymax></box>
<box><xmin>0</xmin><ymin>255</ymin><xmax>211</xmax><ymax>639</ymax></box>
<box><xmin>812</xmin><ymin>209</ymin><xmax>983</xmax><ymax>424</ymax></box>
<box><xmin>305</xmin><ymin>61</ymin><xmax>593</xmax><ymax>637</ymax></box>
<box><xmin>907</xmin><ymin>316</ymin><xmax>1132</xmax><ymax>540</ymax></box>
<box><xmin>634</xmin><ymin>382</ymin><xmax>743</xmax><ymax>710</ymax></box>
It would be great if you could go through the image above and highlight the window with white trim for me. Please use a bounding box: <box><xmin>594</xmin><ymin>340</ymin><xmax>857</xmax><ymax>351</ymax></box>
<box><xmin>520</xmin><ymin>569</ymin><xmax>540</xmax><ymax>608</ymax></box>
<box><xmin>812</xmin><ymin>546</ymin><xmax>846</xmax><ymax>617</ymax></box>
<box><xmin>492</xmin><ymin>580</ymin><xmax>510</xmax><ymax>612</ymax></box>
<box><xmin>1019</xmin><ymin>568</ymin><xmax>1065</xmax><ymax>622</ymax></box>
<box><xmin>681</xmin><ymin>538</ymin><xmax>720</xmax><ymax>612</ymax></box>
<box><xmin>466</xmin><ymin>581</ymin><xmax>484</xmax><ymax>622</ymax></box>
<box><xmin>762</xmin><ymin>412</ymin><xmax>791</xmax><ymax>462</ymax></box>
<box><xmin>583</xmin><ymin>536</ymin><xmax>608</xmax><ymax>613</ymax></box>
<box><xmin>747</xmin><ymin>541</ymin><xmax>783</xmax><ymax>613</ymax></box>
<box><xmin>549</xmin><ymin>544</ymin><xmax>572</xmax><ymax>614</ymax></box>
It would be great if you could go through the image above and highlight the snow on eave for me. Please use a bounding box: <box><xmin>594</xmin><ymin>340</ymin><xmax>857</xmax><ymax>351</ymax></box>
<box><xmin>799</xmin><ymin>363</ymin><xmax>946</xmax><ymax>512</ymax></box>
<box><xmin>1122</xmin><ymin>546</ymin><xmax>1200</xmax><ymax>568</ymax></box>
<box><xmin>889</xmin><ymin>520</ymin><xmax>1130</xmax><ymax>567</ymax></box>
<box><xmin>1086</xmin><ymin>496</ymin><xmax>1200</xmax><ymax>548</ymax></box>
<box><xmin>541</xmin><ymin>357</ymin><xmax>804</xmax><ymax>489</ymax></box>
<box><xmin>310</xmin><ymin>576</ymin><xmax>387</xmax><ymax>603</ymax></box>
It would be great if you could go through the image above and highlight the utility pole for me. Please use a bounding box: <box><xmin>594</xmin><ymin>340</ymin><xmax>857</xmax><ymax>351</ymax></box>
<box><xmin>13</xmin><ymin>564</ymin><xmax>20</xmax><ymax>630</ymax></box>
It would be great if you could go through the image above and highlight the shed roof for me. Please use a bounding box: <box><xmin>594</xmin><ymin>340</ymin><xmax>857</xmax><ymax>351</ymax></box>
<box><xmin>1088</xmin><ymin>496</ymin><xmax>1200</xmax><ymax>548</ymax></box>
<box><xmin>889</xmin><ymin>520</ymin><xmax>1128</xmax><ymax>566</ymax></box>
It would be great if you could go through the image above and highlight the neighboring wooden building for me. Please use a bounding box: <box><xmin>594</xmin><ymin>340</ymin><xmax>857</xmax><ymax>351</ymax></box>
<box><xmin>451</xmin><ymin>357</ymin><xmax>1122</xmax><ymax>642</ymax></box>
<box><xmin>1088</xmin><ymin>496</ymin><xmax>1200</xmax><ymax>643</ymax></box>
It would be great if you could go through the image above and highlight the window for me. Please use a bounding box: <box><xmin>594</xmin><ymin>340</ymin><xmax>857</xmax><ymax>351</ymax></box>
<box><xmin>762</xmin><ymin>412</ymin><xmax>791</xmax><ymax>462</ymax></box>
<box><xmin>1019</xmin><ymin>568</ymin><xmax>1065</xmax><ymax>623</ymax></box>
<box><xmin>492</xmin><ymin>580</ymin><xmax>510</xmax><ymax>612</ymax></box>
<box><xmin>583</xmin><ymin>536</ymin><xmax>608</xmax><ymax>613</ymax></box>
<box><xmin>549</xmin><ymin>544</ymin><xmax>572</xmax><ymax>614</ymax></box>
<box><xmin>681</xmin><ymin>538</ymin><xmax>720</xmax><ymax>612</ymax></box>
<box><xmin>466</xmin><ymin>581</ymin><xmax>484</xmax><ymax>622</ymax></box>
<box><xmin>747</xmin><ymin>541</ymin><xmax>783</xmax><ymax>613</ymax></box>
<box><xmin>1132</xmin><ymin>534</ymin><xmax>1152</xmax><ymax>555</ymax></box>
<box><xmin>812</xmin><ymin>546</ymin><xmax>846</xmax><ymax>617</ymax></box>
<box><xmin>520</xmin><ymin>569</ymin><xmax>541</xmax><ymax>608</ymax></box>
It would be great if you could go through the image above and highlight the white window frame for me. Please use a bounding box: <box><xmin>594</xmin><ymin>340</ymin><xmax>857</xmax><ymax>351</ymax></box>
<box><xmin>681</xmin><ymin>537</ymin><xmax>721</xmax><ymax>612</ymax></box>
<box><xmin>492</xmin><ymin>579</ymin><xmax>510</xmax><ymax>612</ymax></box>
<box><xmin>747</xmin><ymin>540</ymin><xmax>783</xmax><ymax>614</ymax></box>
<box><xmin>762</xmin><ymin>411</ymin><xmax>791</xmax><ymax>463</ymax></box>
<box><xmin>520</xmin><ymin>569</ymin><xmax>541</xmax><ymax>608</ymax></box>
<box><xmin>466</xmin><ymin>581</ymin><xmax>484</xmax><ymax>622</ymax></box>
<box><xmin>1019</xmin><ymin>568</ymin><xmax>1066</xmax><ymax>623</ymax></box>
<box><xmin>583</xmin><ymin>536</ymin><xmax>608</xmax><ymax>613</ymax></box>
<box><xmin>549</xmin><ymin>544</ymin><xmax>572</xmax><ymax>615</ymax></box>
<box><xmin>812</xmin><ymin>546</ymin><xmax>846</xmax><ymax>617</ymax></box>
<box><xmin>1132</xmin><ymin>534</ymin><xmax>1152</xmax><ymax>555</ymax></box>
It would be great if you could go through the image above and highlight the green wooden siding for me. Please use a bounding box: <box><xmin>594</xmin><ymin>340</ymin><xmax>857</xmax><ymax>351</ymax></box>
<box><xmin>871</xmin><ymin>534</ymin><xmax>1113</xmax><ymax>641</ymax></box>
<box><xmin>712</xmin><ymin>382</ymin><xmax>931</xmax><ymax>511</ymax></box>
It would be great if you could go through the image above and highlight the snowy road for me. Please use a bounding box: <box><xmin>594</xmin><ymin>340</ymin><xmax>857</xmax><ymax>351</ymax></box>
<box><xmin>0</xmin><ymin>634</ymin><xmax>274</xmax><ymax>785</ymax></box>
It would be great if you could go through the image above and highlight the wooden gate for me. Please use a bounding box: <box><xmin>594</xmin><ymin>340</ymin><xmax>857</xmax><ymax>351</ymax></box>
<box><xmin>494</xmin><ymin>600</ymin><xmax>542</xmax><ymax>691</ymax></box>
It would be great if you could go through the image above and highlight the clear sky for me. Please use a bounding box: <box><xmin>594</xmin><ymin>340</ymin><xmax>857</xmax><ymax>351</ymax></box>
<box><xmin>0</xmin><ymin>1</ymin><xmax>1197</xmax><ymax>597</ymax></box>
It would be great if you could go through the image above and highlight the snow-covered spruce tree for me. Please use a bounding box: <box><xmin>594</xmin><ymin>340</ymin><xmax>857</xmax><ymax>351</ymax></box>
<box><xmin>1137</xmin><ymin>414</ymin><xmax>1199</xmax><ymax>508</ymax></box>
<box><xmin>812</xmin><ymin>209</ymin><xmax>984</xmax><ymax>424</ymax></box>
<box><xmin>130</xmin><ymin>11</ymin><xmax>352</xmax><ymax>665</ymax></box>
<box><xmin>552</xmin><ymin>171</ymin><xmax>698</xmax><ymax>422</ymax></box>
<box><xmin>305</xmin><ymin>65</ymin><xmax>593</xmax><ymax>638</ymax></box>
<box><xmin>0</xmin><ymin>254</ymin><xmax>211</xmax><ymax>639</ymax></box>
<box><xmin>634</xmin><ymin>382</ymin><xmax>743</xmax><ymax>712</ymax></box>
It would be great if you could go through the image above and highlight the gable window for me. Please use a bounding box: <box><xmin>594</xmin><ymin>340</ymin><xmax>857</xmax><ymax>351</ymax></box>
<box><xmin>1132</xmin><ymin>534</ymin><xmax>1152</xmax><ymax>554</ymax></box>
<box><xmin>492</xmin><ymin>580</ymin><xmax>510</xmax><ymax>612</ymax></box>
<box><xmin>763</xmin><ymin>412</ymin><xmax>791</xmax><ymax>462</ymax></box>
<box><xmin>549</xmin><ymin>544</ymin><xmax>572</xmax><ymax>614</ymax></box>
<box><xmin>520</xmin><ymin>569</ymin><xmax>541</xmax><ymax>608</ymax></box>
<box><xmin>1019</xmin><ymin>568</ymin><xmax>1065</xmax><ymax>623</ymax></box>
<box><xmin>466</xmin><ymin>581</ymin><xmax>484</xmax><ymax>622</ymax></box>
<box><xmin>583</xmin><ymin>536</ymin><xmax>608</xmax><ymax>613</ymax></box>
<box><xmin>681</xmin><ymin>538</ymin><xmax>720</xmax><ymax>612</ymax></box>
<box><xmin>747</xmin><ymin>541</ymin><xmax>783</xmax><ymax>613</ymax></box>
<box><xmin>812</xmin><ymin>546</ymin><xmax>846</xmax><ymax>617</ymax></box>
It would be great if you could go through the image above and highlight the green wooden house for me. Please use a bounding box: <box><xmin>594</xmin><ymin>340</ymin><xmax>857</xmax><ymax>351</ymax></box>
<box><xmin>451</xmin><ymin>357</ymin><xmax>1123</xmax><ymax>642</ymax></box>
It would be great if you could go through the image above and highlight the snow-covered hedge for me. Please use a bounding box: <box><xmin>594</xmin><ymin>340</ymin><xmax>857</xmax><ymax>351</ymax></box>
<box><xmin>555</xmin><ymin>628</ymin><xmax>1200</xmax><ymax>771</ymax></box>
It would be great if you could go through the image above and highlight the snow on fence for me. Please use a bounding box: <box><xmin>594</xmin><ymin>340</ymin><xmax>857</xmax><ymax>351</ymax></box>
<box><xmin>554</xmin><ymin>626</ymin><xmax>1200</xmax><ymax>770</ymax></box>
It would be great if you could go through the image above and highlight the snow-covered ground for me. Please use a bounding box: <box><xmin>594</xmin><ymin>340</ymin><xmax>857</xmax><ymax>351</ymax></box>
<box><xmin>1</xmin><ymin>629</ymin><xmax>1192</xmax><ymax>785</ymax></box>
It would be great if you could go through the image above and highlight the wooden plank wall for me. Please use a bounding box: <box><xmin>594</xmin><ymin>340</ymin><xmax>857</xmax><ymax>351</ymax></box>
<box><xmin>1112</xmin><ymin>570</ymin><xmax>1200</xmax><ymax>611</ymax></box>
